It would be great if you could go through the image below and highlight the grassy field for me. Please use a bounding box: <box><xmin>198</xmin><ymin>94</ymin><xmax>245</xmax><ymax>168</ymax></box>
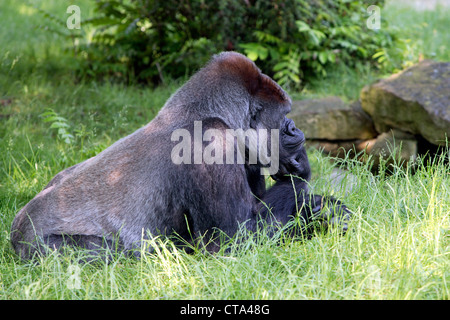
<box><xmin>0</xmin><ymin>0</ymin><xmax>449</xmax><ymax>300</ymax></box>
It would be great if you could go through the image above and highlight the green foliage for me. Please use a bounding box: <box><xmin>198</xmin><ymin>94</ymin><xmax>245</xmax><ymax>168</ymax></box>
<box><xmin>376</xmin><ymin>3</ymin><xmax>450</xmax><ymax>73</ymax></box>
<box><xmin>38</xmin><ymin>0</ymin><xmax>391</xmax><ymax>87</ymax></box>
<box><xmin>239</xmin><ymin>0</ymin><xmax>392</xmax><ymax>89</ymax></box>
<box><xmin>77</xmin><ymin>0</ymin><xmax>246</xmax><ymax>83</ymax></box>
<box><xmin>2</xmin><ymin>144</ymin><xmax>449</xmax><ymax>299</ymax></box>
<box><xmin>41</xmin><ymin>108</ymin><xmax>75</xmax><ymax>145</ymax></box>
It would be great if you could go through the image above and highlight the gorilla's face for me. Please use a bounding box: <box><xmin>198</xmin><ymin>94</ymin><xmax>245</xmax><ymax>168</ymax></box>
<box><xmin>249</xmin><ymin>73</ymin><xmax>292</xmax><ymax>132</ymax></box>
<box><xmin>271</xmin><ymin>117</ymin><xmax>310</xmax><ymax>182</ymax></box>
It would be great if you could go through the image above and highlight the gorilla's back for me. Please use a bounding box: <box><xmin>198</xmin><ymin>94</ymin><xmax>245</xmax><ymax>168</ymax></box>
<box><xmin>10</xmin><ymin>118</ymin><xmax>177</xmax><ymax>257</ymax></box>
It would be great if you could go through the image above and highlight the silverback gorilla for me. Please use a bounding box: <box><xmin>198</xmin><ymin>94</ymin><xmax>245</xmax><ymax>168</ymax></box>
<box><xmin>11</xmin><ymin>52</ymin><xmax>351</xmax><ymax>260</ymax></box>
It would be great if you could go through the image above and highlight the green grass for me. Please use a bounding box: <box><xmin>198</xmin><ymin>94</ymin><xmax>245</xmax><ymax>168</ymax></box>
<box><xmin>383</xmin><ymin>0</ymin><xmax>450</xmax><ymax>63</ymax></box>
<box><xmin>1</xmin><ymin>0</ymin><xmax>449</xmax><ymax>300</ymax></box>
<box><xmin>296</xmin><ymin>0</ymin><xmax>450</xmax><ymax>101</ymax></box>
<box><xmin>2</xmin><ymin>151</ymin><xmax>449</xmax><ymax>299</ymax></box>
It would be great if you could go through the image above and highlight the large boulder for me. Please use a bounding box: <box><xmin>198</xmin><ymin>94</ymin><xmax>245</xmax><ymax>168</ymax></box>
<box><xmin>360</xmin><ymin>60</ymin><xmax>450</xmax><ymax>146</ymax></box>
<box><xmin>289</xmin><ymin>96</ymin><xmax>377</xmax><ymax>140</ymax></box>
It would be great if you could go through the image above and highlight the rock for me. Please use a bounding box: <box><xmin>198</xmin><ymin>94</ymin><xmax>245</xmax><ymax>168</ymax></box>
<box><xmin>366</xmin><ymin>129</ymin><xmax>418</xmax><ymax>168</ymax></box>
<box><xmin>289</xmin><ymin>97</ymin><xmax>377</xmax><ymax>141</ymax></box>
<box><xmin>327</xmin><ymin>168</ymin><xmax>358</xmax><ymax>195</ymax></box>
<box><xmin>361</xmin><ymin>60</ymin><xmax>450</xmax><ymax>146</ymax></box>
<box><xmin>307</xmin><ymin>139</ymin><xmax>373</xmax><ymax>159</ymax></box>
<box><xmin>308</xmin><ymin>129</ymin><xmax>418</xmax><ymax>169</ymax></box>
<box><xmin>310</xmin><ymin>167</ymin><xmax>358</xmax><ymax>196</ymax></box>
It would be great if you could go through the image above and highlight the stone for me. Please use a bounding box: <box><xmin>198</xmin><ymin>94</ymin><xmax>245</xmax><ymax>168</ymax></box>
<box><xmin>327</xmin><ymin>168</ymin><xmax>358</xmax><ymax>195</ymax></box>
<box><xmin>307</xmin><ymin>139</ymin><xmax>372</xmax><ymax>159</ymax></box>
<box><xmin>360</xmin><ymin>60</ymin><xmax>450</xmax><ymax>146</ymax></box>
<box><xmin>289</xmin><ymin>96</ymin><xmax>377</xmax><ymax>141</ymax></box>
<box><xmin>366</xmin><ymin>129</ymin><xmax>418</xmax><ymax>168</ymax></box>
<box><xmin>307</xmin><ymin>129</ymin><xmax>418</xmax><ymax>169</ymax></box>
<box><xmin>309</xmin><ymin>167</ymin><xmax>358</xmax><ymax>196</ymax></box>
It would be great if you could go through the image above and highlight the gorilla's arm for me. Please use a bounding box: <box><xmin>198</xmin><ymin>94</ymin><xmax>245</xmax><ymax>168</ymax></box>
<box><xmin>257</xmin><ymin>177</ymin><xmax>351</xmax><ymax>236</ymax></box>
<box><xmin>246</xmin><ymin>164</ymin><xmax>266</xmax><ymax>199</ymax></box>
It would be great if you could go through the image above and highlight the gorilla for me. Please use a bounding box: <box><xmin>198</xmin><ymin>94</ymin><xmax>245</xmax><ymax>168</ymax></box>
<box><xmin>10</xmin><ymin>52</ymin><xmax>351</xmax><ymax>259</ymax></box>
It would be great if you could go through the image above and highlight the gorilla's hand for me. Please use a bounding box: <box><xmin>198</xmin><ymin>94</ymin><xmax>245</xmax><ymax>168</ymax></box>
<box><xmin>308</xmin><ymin>195</ymin><xmax>352</xmax><ymax>235</ymax></box>
<box><xmin>272</xmin><ymin>117</ymin><xmax>311</xmax><ymax>181</ymax></box>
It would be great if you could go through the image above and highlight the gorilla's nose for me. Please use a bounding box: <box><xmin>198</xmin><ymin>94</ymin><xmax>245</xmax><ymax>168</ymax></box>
<box><xmin>284</xmin><ymin>118</ymin><xmax>295</xmax><ymax>134</ymax></box>
<box><xmin>284</xmin><ymin>117</ymin><xmax>305</xmax><ymax>144</ymax></box>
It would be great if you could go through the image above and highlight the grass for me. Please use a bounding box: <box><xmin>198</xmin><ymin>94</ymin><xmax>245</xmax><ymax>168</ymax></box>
<box><xmin>2</xmin><ymin>153</ymin><xmax>449</xmax><ymax>299</ymax></box>
<box><xmin>0</xmin><ymin>0</ymin><xmax>449</xmax><ymax>300</ymax></box>
<box><xmin>296</xmin><ymin>0</ymin><xmax>450</xmax><ymax>101</ymax></box>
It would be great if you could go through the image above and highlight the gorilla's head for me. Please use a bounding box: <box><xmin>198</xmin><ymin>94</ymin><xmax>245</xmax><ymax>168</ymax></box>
<box><xmin>174</xmin><ymin>51</ymin><xmax>292</xmax><ymax>132</ymax></box>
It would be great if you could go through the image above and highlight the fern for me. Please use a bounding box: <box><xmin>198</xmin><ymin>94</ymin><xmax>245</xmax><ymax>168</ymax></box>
<box><xmin>41</xmin><ymin>109</ymin><xmax>75</xmax><ymax>145</ymax></box>
<box><xmin>273</xmin><ymin>50</ymin><xmax>302</xmax><ymax>89</ymax></box>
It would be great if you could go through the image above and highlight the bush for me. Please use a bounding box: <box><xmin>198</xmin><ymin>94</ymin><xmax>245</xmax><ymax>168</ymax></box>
<box><xmin>77</xmin><ymin>0</ymin><xmax>390</xmax><ymax>87</ymax></box>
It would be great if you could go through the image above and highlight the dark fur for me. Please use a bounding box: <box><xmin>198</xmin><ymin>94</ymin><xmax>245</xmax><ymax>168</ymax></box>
<box><xmin>10</xmin><ymin>52</ymin><xmax>351</xmax><ymax>259</ymax></box>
